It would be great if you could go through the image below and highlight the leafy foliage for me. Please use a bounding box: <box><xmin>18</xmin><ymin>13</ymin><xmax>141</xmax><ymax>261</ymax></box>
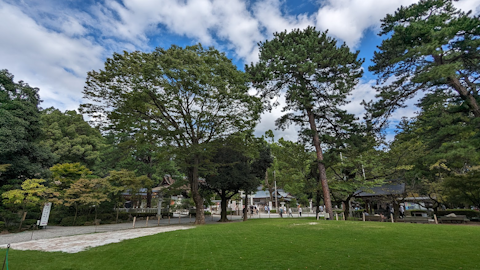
<box><xmin>39</xmin><ymin>108</ymin><xmax>104</xmax><ymax>168</ymax></box>
<box><xmin>0</xmin><ymin>69</ymin><xmax>54</xmax><ymax>185</ymax></box>
<box><xmin>367</xmin><ymin>0</ymin><xmax>480</xmax><ymax>126</ymax></box>
<box><xmin>247</xmin><ymin>27</ymin><xmax>364</xmax><ymax>218</ymax></box>
<box><xmin>81</xmin><ymin>44</ymin><xmax>262</xmax><ymax>224</ymax></box>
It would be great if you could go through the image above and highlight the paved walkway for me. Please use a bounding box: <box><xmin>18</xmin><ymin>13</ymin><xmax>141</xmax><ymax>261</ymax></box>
<box><xmin>0</xmin><ymin>212</ymin><xmax>319</xmax><ymax>245</ymax></box>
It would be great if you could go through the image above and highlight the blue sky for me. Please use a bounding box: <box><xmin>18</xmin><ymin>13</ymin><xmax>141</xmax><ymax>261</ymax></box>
<box><xmin>1</xmin><ymin>0</ymin><xmax>479</xmax><ymax>142</ymax></box>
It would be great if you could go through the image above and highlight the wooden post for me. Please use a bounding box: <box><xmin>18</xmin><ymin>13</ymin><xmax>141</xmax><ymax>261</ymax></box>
<box><xmin>342</xmin><ymin>213</ymin><xmax>345</xmax><ymax>221</ymax></box>
<box><xmin>390</xmin><ymin>213</ymin><xmax>394</xmax><ymax>223</ymax></box>
<box><xmin>335</xmin><ymin>213</ymin><xmax>338</xmax><ymax>221</ymax></box>
<box><xmin>434</xmin><ymin>214</ymin><xmax>438</xmax><ymax>224</ymax></box>
<box><xmin>19</xmin><ymin>211</ymin><xmax>27</xmax><ymax>230</ymax></box>
<box><xmin>157</xmin><ymin>216</ymin><xmax>160</xmax><ymax>226</ymax></box>
<box><xmin>133</xmin><ymin>216</ymin><xmax>136</xmax><ymax>228</ymax></box>
<box><xmin>363</xmin><ymin>212</ymin><xmax>365</xmax><ymax>222</ymax></box>
<box><xmin>179</xmin><ymin>214</ymin><xmax>181</xmax><ymax>224</ymax></box>
<box><xmin>146</xmin><ymin>216</ymin><xmax>149</xmax><ymax>227</ymax></box>
<box><xmin>189</xmin><ymin>214</ymin><xmax>191</xmax><ymax>222</ymax></box>
<box><xmin>168</xmin><ymin>216</ymin><xmax>170</xmax><ymax>225</ymax></box>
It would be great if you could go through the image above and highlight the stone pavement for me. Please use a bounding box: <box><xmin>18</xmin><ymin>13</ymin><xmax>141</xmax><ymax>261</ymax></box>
<box><xmin>0</xmin><ymin>212</ymin><xmax>317</xmax><ymax>245</ymax></box>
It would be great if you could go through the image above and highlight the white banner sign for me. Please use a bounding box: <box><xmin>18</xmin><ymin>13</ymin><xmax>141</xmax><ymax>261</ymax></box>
<box><xmin>40</xmin><ymin>202</ymin><xmax>52</xmax><ymax>226</ymax></box>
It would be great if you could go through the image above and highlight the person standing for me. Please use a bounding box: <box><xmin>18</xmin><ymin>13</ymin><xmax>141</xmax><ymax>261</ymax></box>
<box><xmin>399</xmin><ymin>204</ymin><xmax>405</xmax><ymax>218</ymax></box>
<box><xmin>298</xmin><ymin>206</ymin><xmax>302</xmax><ymax>217</ymax></box>
<box><xmin>279</xmin><ymin>207</ymin><xmax>283</xmax><ymax>218</ymax></box>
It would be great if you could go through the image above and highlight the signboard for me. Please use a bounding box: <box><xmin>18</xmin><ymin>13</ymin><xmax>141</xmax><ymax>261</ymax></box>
<box><xmin>40</xmin><ymin>202</ymin><xmax>52</xmax><ymax>226</ymax></box>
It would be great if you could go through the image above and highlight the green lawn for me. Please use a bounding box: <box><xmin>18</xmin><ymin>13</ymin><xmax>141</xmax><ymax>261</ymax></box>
<box><xmin>1</xmin><ymin>218</ymin><xmax>479</xmax><ymax>269</ymax></box>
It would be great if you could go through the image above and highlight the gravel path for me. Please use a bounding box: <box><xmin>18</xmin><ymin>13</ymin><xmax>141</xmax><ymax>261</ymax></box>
<box><xmin>0</xmin><ymin>213</ymin><xmax>291</xmax><ymax>253</ymax></box>
<box><xmin>0</xmin><ymin>225</ymin><xmax>193</xmax><ymax>253</ymax></box>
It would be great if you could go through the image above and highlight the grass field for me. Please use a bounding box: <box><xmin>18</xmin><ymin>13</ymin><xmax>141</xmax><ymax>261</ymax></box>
<box><xmin>1</xmin><ymin>218</ymin><xmax>479</xmax><ymax>270</ymax></box>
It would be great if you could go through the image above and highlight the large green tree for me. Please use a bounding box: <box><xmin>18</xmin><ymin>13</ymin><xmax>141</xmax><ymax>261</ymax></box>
<box><xmin>99</xmin><ymin>130</ymin><xmax>177</xmax><ymax>207</ymax></box>
<box><xmin>389</xmin><ymin>91</ymin><xmax>480</xmax><ymax>209</ymax></box>
<box><xmin>203</xmin><ymin>136</ymin><xmax>257</xmax><ymax>222</ymax></box>
<box><xmin>0</xmin><ymin>69</ymin><xmax>54</xmax><ymax>186</ymax></box>
<box><xmin>40</xmin><ymin>108</ymin><xmax>104</xmax><ymax>168</ymax></box>
<box><xmin>247</xmin><ymin>27</ymin><xmax>364</xmax><ymax>219</ymax></box>
<box><xmin>81</xmin><ymin>44</ymin><xmax>262</xmax><ymax>224</ymax></box>
<box><xmin>367</xmin><ymin>0</ymin><xmax>480</xmax><ymax>126</ymax></box>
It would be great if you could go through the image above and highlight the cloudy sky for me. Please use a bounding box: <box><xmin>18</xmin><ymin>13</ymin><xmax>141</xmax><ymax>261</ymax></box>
<box><xmin>1</xmin><ymin>0</ymin><xmax>480</xmax><ymax>141</ymax></box>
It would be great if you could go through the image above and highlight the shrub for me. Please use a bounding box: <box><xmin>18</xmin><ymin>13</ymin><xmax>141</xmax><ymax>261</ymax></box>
<box><xmin>23</xmin><ymin>219</ymin><xmax>37</xmax><ymax>226</ymax></box>
<box><xmin>436</xmin><ymin>209</ymin><xmax>480</xmax><ymax>219</ymax></box>
<box><xmin>60</xmin><ymin>216</ymin><xmax>75</xmax><ymax>226</ymax></box>
<box><xmin>60</xmin><ymin>216</ymin><xmax>88</xmax><ymax>226</ymax></box>
<box><xmin>0</xmin><ymin>221</ymin><xmax>5</xmax><ymax>228</ymax></box>
<box><xmin>116</xmin><ymin>212</ymin><xmax>131</xmax><ymax>221</ymax></box>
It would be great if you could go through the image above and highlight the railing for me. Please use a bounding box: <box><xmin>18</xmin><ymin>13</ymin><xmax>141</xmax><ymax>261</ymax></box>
<box><xmin>116</xmin><ymin>208</ymin><xmax>158</xmax><ymax>214</ymax></box>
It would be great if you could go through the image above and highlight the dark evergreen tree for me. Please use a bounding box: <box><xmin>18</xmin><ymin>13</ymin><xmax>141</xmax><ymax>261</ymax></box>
<box><xmin>0</xmin><ymin>69</ymin><xmax>54</xmax><ymax>187</ymax></box>
<box><xmin>367</xmin><ymin>0</ymin><xmax>480</xmax><ymax>127</ymax></box>
<box><xmin>247</xmin><ymin>27</ymin><xmax>364</xmax><ymax>219</ymax></box>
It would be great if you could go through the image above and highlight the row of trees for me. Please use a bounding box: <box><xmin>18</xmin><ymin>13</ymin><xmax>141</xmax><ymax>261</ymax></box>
<box><xmin>1</xmin><ymin>0</ymin><xmax>479</xmax><ymax>227</ymax></box>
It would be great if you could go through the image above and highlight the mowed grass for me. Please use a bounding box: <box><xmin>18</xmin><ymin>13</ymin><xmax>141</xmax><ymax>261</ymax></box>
<box><xmin>1</xmin><ymin>218</ymin><xmax>479</xmax><ymax>270</ymax></box>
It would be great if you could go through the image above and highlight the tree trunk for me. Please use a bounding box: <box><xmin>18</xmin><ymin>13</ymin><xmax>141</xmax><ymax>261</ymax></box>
<box><xmin>116</xmin><ymin>204</ymin><xmax>119</xmax><ymax>223</ymax></box>
<box><xmin>220</xmin><ymin>192</ymin><xmax>228</xmax><ymax>222</ymax></box>
<box><xmin>190</xmin><ymin>155</ymin><xmax>205</xmax><ymax>224</ymax></box>
<box><xmin>307</xmin><ymin>108</ymin><xmax>333</xmax><ymax>219</ymax></box>
<box><xmin>265</xmin><ymin>170</ymin><xmax>273</xmax><ymax>203</ymax></box>
<box><xmin>73</xmin><ymin>204</ymin><xmax>78</xmax><ymax>226</ymax></box>
<box><xmin>343</xmin><ymin>197</ymin><xmax>351</xmax><ymax>218</ymax></box>
<box><xmin>243</xmin><ymin>192</ymin><xmax>248</xmax><ymax>221</ymax></box>
<box><xmin>448</xmin><ymin>76</ymin><xmax>480</xmax><ymax>117</ymax></box>
<box><xmin>146</xmin><ymin>171</ymin><xmax>153</xmax><ymax>208</ymax></box>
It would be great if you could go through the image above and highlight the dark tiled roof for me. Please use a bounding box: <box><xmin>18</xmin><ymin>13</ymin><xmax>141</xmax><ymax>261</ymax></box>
<box><xmin>355</xmin><ymin>183</ymin><xmax>405</xmax><ymax>197</ymax></box>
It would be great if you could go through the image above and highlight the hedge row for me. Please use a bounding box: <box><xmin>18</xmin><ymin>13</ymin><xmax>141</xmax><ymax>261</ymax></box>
<box><xmin>436</xmin><ymin>209</ymin><xmax>480</xmax><ymax>218</ymax></box>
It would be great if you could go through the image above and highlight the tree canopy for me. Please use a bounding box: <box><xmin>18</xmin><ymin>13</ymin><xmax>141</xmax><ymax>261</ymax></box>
<box><xmin>39</xmin><ymin>108</ymin><xmax>104</xmax><ymax>168</ymax></box>
<box><xmin>81</xmin><ymin>44</ymin><xmax>262</xmax><ymax>224</ymax></box>
<box><xmin>247</xmin><ymin>27</ymin><xmax>364</xmax><ymax>218</ymax></box>
<box><xmin>367</xmin><ymin>0</ymin><xmax>480</xmax><ymax>127</ymax></box>
<box><xmin>0</xmin><ymin>69</ymin><xmax>54</xmax><ymax>186</ymax></box>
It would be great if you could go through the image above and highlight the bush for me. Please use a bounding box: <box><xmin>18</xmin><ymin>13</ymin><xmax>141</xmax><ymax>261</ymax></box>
<box><xmin>436</xmin><ymin>209</ymin><xmax>480</xmax><ymax>219</ymax></box>
<box><xmin>25</xmin><ymin>212</ymin><xmax>41</xmax><ymax>220</ymax></box>
<box><xmin>23</xmin><ymin>219</ymin><xmax>37</xmax><ymax>226</ymax></box>
<box><xmin>60</xmin><ymin>216</ymin><xmax>88</xmax><ymax>226</ymax></box>
<box><xmin>116</xmin><ymin>212</ymin><xmax>131</xmax><ymax>221</ymax></box>
<box><xmin>60</xmin><ymin>216</ymin><xmax>75</xmax><ymax>226</ymax></box>
<box><xmin>0</xmin><ymin>221</ymin><xmax>5</xmax><ymax>228</ymax></box>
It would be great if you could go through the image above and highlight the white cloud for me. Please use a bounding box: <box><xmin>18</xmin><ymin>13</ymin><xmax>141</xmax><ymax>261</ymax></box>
<box><xmin>315</xmin><ymin>0</ymin><xmax>418</xmax><ymax>48</ymax></box>
<box><xmin>96</xmin><ymin>0</ymin><xmax>264</xmax><ymax>62</ymax></box>
<box><xmin>252</xmin><ymin>0</ymin><xmax>315</xmax><ymax>38</ymax></box>
<box><xmin>0</xmin><ymin>2</ymin><xmax>104</xmax><ymax>110</ymax></box>
<box><xmin>2</xmin><ymin>0</ymin><xmax>480</xmax><ymax>142</ymax></box>
<box><xmin>254</xmin><ymin>95</ymin><xmax>301</xmax><ymax>142</ymax></box>
<box><xmin>454</xmin><ymin>0</ymin><xmax>480</xmax><ymax>14</ymax></box>
<box><xmin>341</xmin><ymin>79</ymin><xmax>376</xmax><ymax>118</ymax></box>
